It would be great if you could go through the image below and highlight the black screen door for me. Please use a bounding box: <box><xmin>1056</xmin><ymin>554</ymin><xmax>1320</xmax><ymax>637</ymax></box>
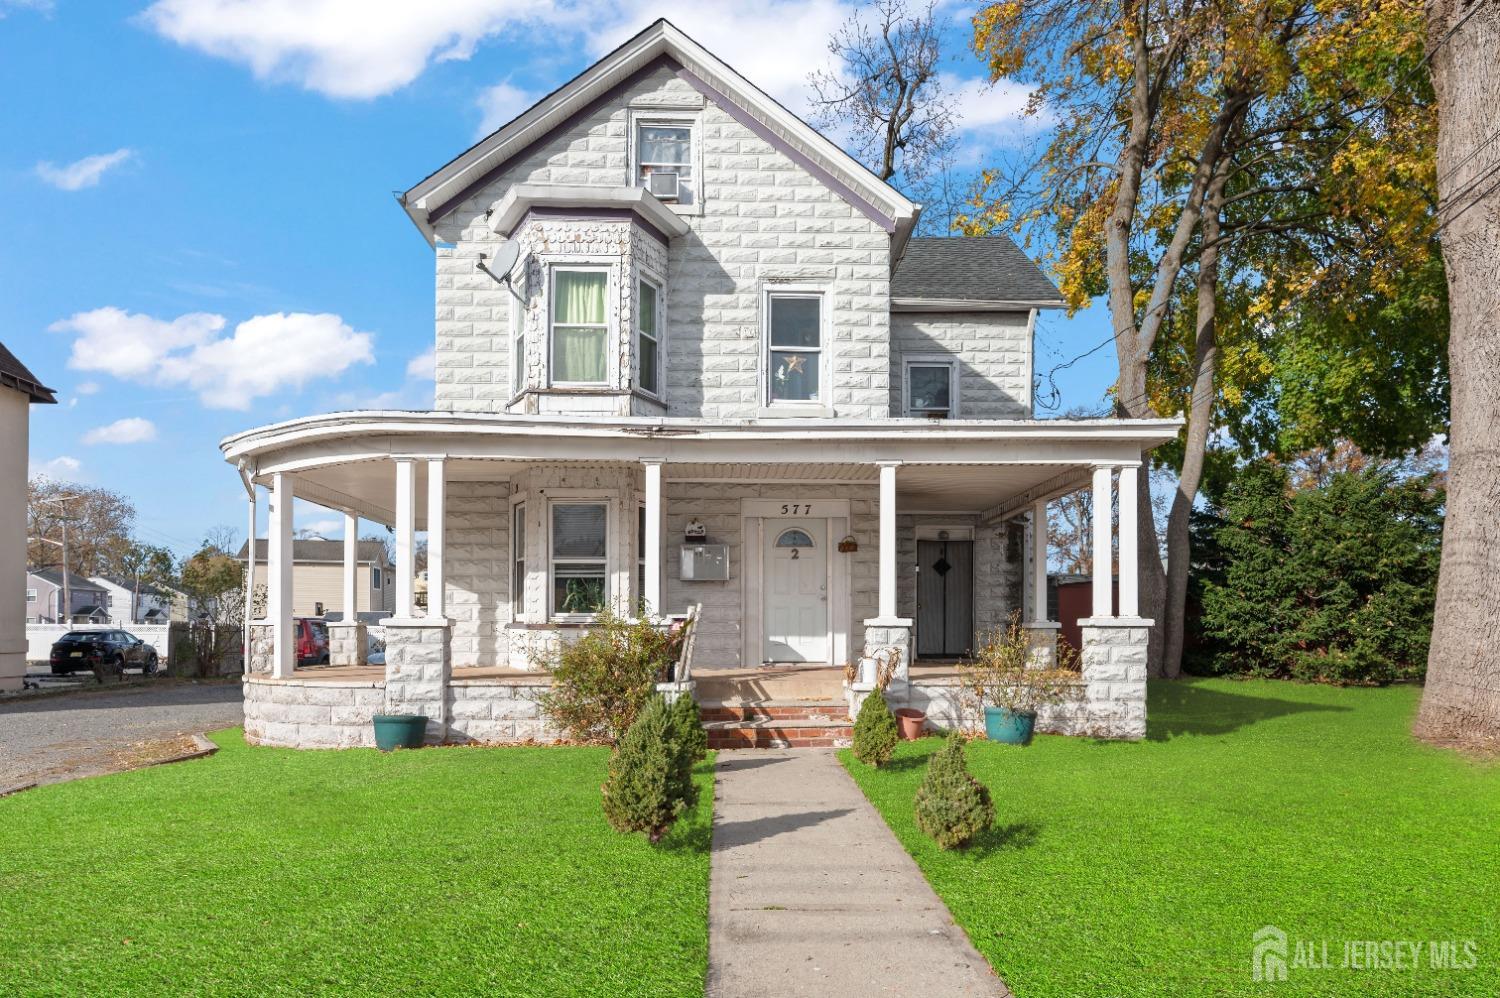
<box><xmin>915</xmin><ymin>539</ymin><xmax>974</xmax><ymax>658</ymax></box>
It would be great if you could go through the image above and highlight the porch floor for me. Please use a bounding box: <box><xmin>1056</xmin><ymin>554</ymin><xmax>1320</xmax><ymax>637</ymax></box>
<box><xmin>270</xmin><ymin>665</ymin><xmax>541</xmax><ymax>684</ymax></box>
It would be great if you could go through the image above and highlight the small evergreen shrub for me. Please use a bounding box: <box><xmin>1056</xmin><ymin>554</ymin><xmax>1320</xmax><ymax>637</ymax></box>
<box><xmin>914</xmin><ymin>735</ymin><xmax>995</xmax><ymax>850</ymax></box>
<box><xmin>602</xmin><ymin>696</ymin><xmax>698</xmax><ymax>842</ymax></box>
<box><xmin>852</xmin><ymin>690</ymin><xmax>899</xmax><ymax>767</ymax></box>
<box><xmin>667</xmin><ymin>693</ymin><xmax>708</xmax><ymax>764</ymax></box>
<box><xmin>538</xmin><ymin>608</ymin><xmax>681</xmax><ymax>744</ymax></box>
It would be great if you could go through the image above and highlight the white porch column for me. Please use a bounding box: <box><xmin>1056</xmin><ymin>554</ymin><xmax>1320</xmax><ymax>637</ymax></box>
<box><xmin>269</xmin><ymin>473</ymin><xmax>294</xmax><ymax>678</ymax></box>
<box><xmin>1031</xmin><ymin>498</ymin><xmax>1049</xmax><ymax>623</ymax></box>
<box><xmin>1091</xmin><ymin>465</ymin><xmax>1114</xmax><ymax>619</ymax></box>
<box><xmin>878</xmin><ymin>461</ymin><xmax>899</xmax><ymax>620</ymax></box>
<box><xmin>394</xmin><ymin>458</ymin><xmax>416</xmax><ymax>619</ymax></box>
<box><xmin>426</xmin><ymin>459</ymin><xmax>446</xmax><ymax>619</ymax></box>
<box><xmin>244</xmin><ymin>486</ymin><xmax>257</xmax><ymax>672</ymax></box>
<box><xmin>643</xmin><ymin>459</ymin><xmax>663</xmax><ymax>617</ymax></box>
<box><xmin>1117</xmin><ymin>464</ymin><xmax>1140</xmax><ymax>618</ymax></box>
<box><xmin>342</xmin><ymin>513</ymin><xmax>359</xmax><ymax>618</ymax></box>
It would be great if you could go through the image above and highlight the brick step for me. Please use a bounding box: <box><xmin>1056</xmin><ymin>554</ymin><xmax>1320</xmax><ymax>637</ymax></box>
<box><xmin>704</xmin><ymin>717</ymin><xmax>854</xmax><ymax>749</ymax></box>
<box><xmin>699</xmin><ymin>700</ymin><xmax>848</xmax><ymax>723</ymax></box>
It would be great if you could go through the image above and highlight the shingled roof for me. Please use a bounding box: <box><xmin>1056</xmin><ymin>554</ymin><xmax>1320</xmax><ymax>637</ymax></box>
<box><xmin>0</xmin><ymin>341</ymin><xmax>57</xmax><ymax>403</ymax></box>
<box><xmin>891</xmin><ymin>236</ymin><xmax>1063</xmax><ymax>306</ymax></box>
<box><xmin>237</xmin><ymin>539</ymin><xmax>393</xmax><ymax>565</ymax></box>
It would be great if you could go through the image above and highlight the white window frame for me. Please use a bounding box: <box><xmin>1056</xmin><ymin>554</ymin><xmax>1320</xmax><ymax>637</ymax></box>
<box><xmin>510</xmin><ymin>291</ymin><xmax>526</xmax><ymax>398</ymax></box>
<box><xmin>26</xmin><ymin>588</ymin><xmax>36</xmax><ymax>603</ymax></box>
<box><xmin>547</xmin><ymin>497</ymin><xmax>612</xmax><ymax>621</ymax></box>
<box><xmin>372</xmin><ymin>567</ymin><xmax>382</xmax><ymax>590</ymax></box>
<box><xmin>902</xmin><ymin>356</ymin><xmax>960</xmax><ymax>418</ymax></box>
<box><xmin>627</xmin><ymin>109</ymin><xmax>703</xmax><ymax>213</ymax></box>
<box><xmin>636</xmin><ymin>502</ymin><xmax>648</xmax><ymax>614</ymax></box>
<box><xmin>547</xmin><ymin>263</ymin><xmax>614</xmax><ymax>388</ymax></box>
<box><xmin>512</xmin><ymin>500</ymin><xmax>527</xmax><ymax>621</ymax></box>
<box><xmin>761</xmin><ymin>284</ymin><xmax>830</xmax><ymax>414</ymax></box>
<box><xmin>635</xmin><ymin>271</ymin><xmax>665</xmax><ymax>399</ymax></box>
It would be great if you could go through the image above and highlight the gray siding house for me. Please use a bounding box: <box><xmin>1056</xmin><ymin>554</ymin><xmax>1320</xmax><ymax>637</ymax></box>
<box><xmin>225</xmin><ymin>20</ymin><xmax>1174</xmax><ymax>749</ymax></box>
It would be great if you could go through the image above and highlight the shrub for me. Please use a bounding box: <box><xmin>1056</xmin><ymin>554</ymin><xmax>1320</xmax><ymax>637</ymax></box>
<box><xmin>538</xmin><ymin>609</ymin><xmax>682</xmax><ymax>744</ymax></box>
<box><xmin>852</xmin><ymin>690</ymin><xmax>899</xmax><ymax>767</ymax></box>
<box><xmin>602</xmin><ymin>696</ymin><xmax>698</xmax><ymax>842</ymax></box>
<box><xmin>667</xmin><ymin>693</ymin><xmax>708</xmax><ymax>764</ymax></box>
<box><xmin>914</xmin><ymin>734</ymin><xmax>995</xmax><ymax>850</ymax></box>
<box><xmin>960</xmin><ymin>611</ymin><xmax>1081</xmax><ymax>720</ymax></box>
<box><xmin>1196</xmin><ymin>459</ymin><xmax>1443</xmax><ymax>683</ymax></box>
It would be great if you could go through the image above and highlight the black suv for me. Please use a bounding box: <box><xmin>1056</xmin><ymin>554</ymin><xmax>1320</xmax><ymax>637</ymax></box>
<box><xmin>49</xmin><ymin>630</ymin><xmax>159</xmax><ymax>676</ymax></box>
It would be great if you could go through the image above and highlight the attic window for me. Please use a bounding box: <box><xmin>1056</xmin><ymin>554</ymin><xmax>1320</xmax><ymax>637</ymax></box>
<box><xmin>633</xmin><ymin>117</ymin><xmax>696</xmax><ymax>206</ymax></box>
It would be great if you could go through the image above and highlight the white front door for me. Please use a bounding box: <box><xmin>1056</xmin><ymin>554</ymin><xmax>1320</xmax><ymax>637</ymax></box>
<box><xmin>763</xmin><ymin>520</ymin><xmax>829</xmax><ymax>662</ymax></box>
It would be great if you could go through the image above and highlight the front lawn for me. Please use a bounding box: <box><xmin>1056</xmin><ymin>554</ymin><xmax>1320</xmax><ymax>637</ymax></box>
<box><xmin>841</xmin><ymin>679</ymin><xmax>1500</xmax><ymax>997</ymax></box>
<box><xmin>0</xmin><ymin>732</ymin><xmax>713</xmax><ymax>996</ymax></box>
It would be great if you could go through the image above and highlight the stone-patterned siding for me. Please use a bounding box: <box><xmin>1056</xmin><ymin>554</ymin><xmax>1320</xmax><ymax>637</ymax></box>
<box><xmin>889</xmin><ymin>311</ymin><xmax>1031</xmax><ymax>418</ymax></box>
<box><xmin>432</xmin><ymin>65</ymin><xmax>892</xmax><ymax>419</ymax></box>
<box><xmin>445</xmin><ymin>481</ymin><xmax>510</xmax><ymax>668</ymax></box>
<box><xmin>243</xmin><ymin>676</ymin><xmax>557</xmax><ymax>748</ymax></box>
<box><xmin>247</xmin><ymin>623</ymin><xmax>274</xmax><ymax>675</ymax></box>
<box><xmin>327</xmin><ymin>621</ymin><xmax>367</xmax><ymax>668</ymax></box>
<box><xmin>383</xmin><ymin>621</ymin><xmax>452</xmax><ymax>744</ymax></box>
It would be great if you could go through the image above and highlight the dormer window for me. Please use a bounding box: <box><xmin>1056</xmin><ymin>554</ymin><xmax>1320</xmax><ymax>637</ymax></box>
<box><xmin>633</xmin><ymin>117</ymin><xmax>696</xmax><ymax>207</ymax></box>
<box><xmin>550</xmin><ymin>267</ymin><xmax>609</xmax><ymax>385</ymax></box>
<box><xmin>904</xmin><ymin>359</ymin><xmax>958</xmax><ymax>418</ymax></box>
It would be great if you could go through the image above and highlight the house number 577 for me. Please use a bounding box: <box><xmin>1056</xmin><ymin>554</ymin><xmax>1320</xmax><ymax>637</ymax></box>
<box><xmin>780</xmin><ymin>504</ymin><xmax>811</xmax><ymax>515</ymax></box>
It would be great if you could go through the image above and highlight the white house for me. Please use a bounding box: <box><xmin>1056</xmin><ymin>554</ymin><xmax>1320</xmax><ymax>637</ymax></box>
<box><xmin>3</xmin><ymin>343</ymin><xmax>57</xmax><ymax>690</ymax></box>
<box><xmin>234</xmin><ymin>539</ymin><xmax>394</xmax><ymax>619</ymax></box>
<box><xmin>225</xmin><ymin>20</ymin><xmax>1175</xmax><ymax>749</ymax></box>
<box><xmin>87</xmin><ymin>575</ymin><xmax>190</xmax><ymax>625</ymax></box>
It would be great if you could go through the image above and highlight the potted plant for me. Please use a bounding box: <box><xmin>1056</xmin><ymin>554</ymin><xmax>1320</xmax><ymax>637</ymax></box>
<box><xmin>372</xmin><ymin>714</ymin><xmax>428</xmax><ymax>751</ymax></box>
<box><xmin>959</xmin><ymin>612</ymin><xmax>1081</xmax><ymax>745</ymax></box>
<box><xmin>895</xmin><ymin>707</ymin><xmax>927</xmax><ymax>740</ymax></box>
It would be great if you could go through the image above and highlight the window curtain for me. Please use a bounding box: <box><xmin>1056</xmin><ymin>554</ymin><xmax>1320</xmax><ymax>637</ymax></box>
<box><xmin>553</xmin><ymin>271</ymin><xmax>607</xmax><ymax>383</ymax></box>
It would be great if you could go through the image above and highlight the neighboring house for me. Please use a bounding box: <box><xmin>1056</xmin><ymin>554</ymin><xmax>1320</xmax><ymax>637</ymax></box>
<box><xmin>88</xmin><ymin>575</ymin><xmax>189</xmax><ymax>625</ymax></box>
<box><xmin>225</xmin><ymin>20</ymin><xmax>1176</xmax><ymax>746</ymax></box>
<box><xmin>2</xmin><ymin>343</ymin><xmax>57</xmax><ymax>690</ymax></box>
<box><xmin>25</xmin><ymin>568</ymin><xmax>110</xmax><ymax>625</ymax></box>
<box><xmin>236</xmin><ymin>539</ymin><xmax>394</xmax><ymax>619</ymax></box>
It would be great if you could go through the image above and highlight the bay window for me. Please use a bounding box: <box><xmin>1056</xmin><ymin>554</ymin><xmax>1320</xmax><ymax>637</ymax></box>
<box><xmin>550</xmin><ymin>502</ymin><xmax>608</xmax><ymax>616</ymax></box>
<box><xmin>636</xmin><ymin>276</ymin><xmax>662</xmax><ymax>396</ymax></box>
<box><xmin>550</xmin><ymin>268</ymin><xmax>608</xmax><ymax>385</ymax></box>
<box><xmin>512</xmin><ymin>502</ymin><xmax>526</xmax><ymax>618</ymax></box>
<box><xmin>766</xmin><ymin>291</ymin><xmax>823</xmax><ymax>405</ymax></box>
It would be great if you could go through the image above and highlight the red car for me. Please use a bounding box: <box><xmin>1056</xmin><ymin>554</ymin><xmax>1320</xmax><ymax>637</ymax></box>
<box><xmin>294</xmin><ymin>617</ymin><xmax>330</xmax><ymax>665</ymax></box>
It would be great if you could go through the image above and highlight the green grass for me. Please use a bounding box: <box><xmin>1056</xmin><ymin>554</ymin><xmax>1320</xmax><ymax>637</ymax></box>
<box><xmin>840</xmin><ymin>679</ymin><xmax>1500</xmax><ymax>997</ymax></box>
<box><xmin>0</xmin><ymin>732</ymin><xmax>714</xmax><ymax>996</ymax></box>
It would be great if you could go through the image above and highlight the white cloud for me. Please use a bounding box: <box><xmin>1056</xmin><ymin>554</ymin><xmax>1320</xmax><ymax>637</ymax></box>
<box><xmin>29</xmin><ymin>455</ymin><xmax>81</xmax><ymax>481</ymax></box>
<box><xmin>946</xmin><ymin>75</ymin><xmax>1045</xmax><ymax>134</ymax></box>
<box><xmin>405</xmin><ymin>347</ymin><xmax>436</xmax><ymax>380</ymax></box>
<box><xmin>35</xmin><ymin>148</ymin><xmax>134</xmax><ymax>190</ymax></box>
<box><xmin>83</xmin><ymin>417</ymin><xmax>159</xmax><ymax>445</ymax></box>
<box><xmin>50</xmin><ymin>307</ymin><xmax>374</xmax><ymax>410</ymax></box>
<box><xmin>75</xmin><ymin>381</ymin><xmax>100</xmax><ymax>395</ymax></box>
<box><xmin>140</xmin><ymin>0</ymin><xmax>561</xmax><ymax>99</ymax></box>
<box><xmin>475</xmin><ymin>80</ymin><xmax>541</xmax><ymax>137</ymax></box>
<box><xmin>2</xmin><ymin>0</ymin><xmax>55</xmax><ymax>19</ymax></box>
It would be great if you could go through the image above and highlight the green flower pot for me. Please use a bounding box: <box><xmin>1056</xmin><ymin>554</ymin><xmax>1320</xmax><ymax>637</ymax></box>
<box><xmin>373</xmin><ymin>714</ymin><xmax>428</xmax><ymax>752</ymax></box>
<box><xmin>984</xmin><ymin>706</ymin><xmax>1036</xmax><ymax>745</ymax></box>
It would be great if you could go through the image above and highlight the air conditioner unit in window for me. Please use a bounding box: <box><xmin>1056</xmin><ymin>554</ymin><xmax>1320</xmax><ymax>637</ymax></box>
<box><xmin>647</xmin><ymin>170</ymin><xmax>681</xmax><ymax>201</ymax></box>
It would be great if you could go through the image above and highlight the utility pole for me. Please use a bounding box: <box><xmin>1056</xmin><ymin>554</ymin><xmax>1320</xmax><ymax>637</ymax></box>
<box><xmin>37</xmin><ymin>494</ymin><xmax>80</xmax><ymax>624</ymax></box>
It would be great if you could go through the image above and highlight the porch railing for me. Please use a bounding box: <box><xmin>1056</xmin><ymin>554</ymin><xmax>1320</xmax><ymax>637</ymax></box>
<box><xmin>662</xmin><ymin>604</ymin><xmax>701</xmax><ymax>684</ymax></box>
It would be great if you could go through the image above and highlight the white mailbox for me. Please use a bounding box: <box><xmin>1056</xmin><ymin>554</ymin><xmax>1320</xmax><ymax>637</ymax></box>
<box><xmin>679</xmin><ymin>543</ymin><xmax>729</xmax><ymax>581</ymax></box>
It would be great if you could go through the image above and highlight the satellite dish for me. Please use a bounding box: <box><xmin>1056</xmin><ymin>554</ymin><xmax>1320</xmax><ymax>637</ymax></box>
<box><xmin>480</xmin><ymin>240</ymin><xmax>520</xmax><ymax>283</ymax></box>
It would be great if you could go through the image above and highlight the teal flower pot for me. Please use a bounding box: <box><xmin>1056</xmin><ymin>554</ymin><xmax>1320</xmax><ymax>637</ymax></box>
<box><xmin>373</xmin><ymin>714</ymin><xmax>428</xmax><ymax>751</ymax></box>
<box><xmin>984</xmin><ymin>706</ymin><xmax>1036</xmax><ymax>745</ymax></box>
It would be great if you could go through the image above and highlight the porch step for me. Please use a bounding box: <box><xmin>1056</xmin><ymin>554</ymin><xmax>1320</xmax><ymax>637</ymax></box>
<box><xmin>703</xmin><ymin>717</ymin><xmax>854</xmax><ymax>749</ymax></box>
<box><xmin>699</xmin><ymin>700</ymin><xmax>848</xmax><ymax>724</ymax></box>
<box><xmin>694</xmin><ymin>666</ymin><xmax>847</xmax><ymax>704</ymax></box>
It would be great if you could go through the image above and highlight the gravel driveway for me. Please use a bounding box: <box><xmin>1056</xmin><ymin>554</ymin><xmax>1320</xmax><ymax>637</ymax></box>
<box><xmin>0</xmin><ymin>681</ymin><xmax>244</xmax><ymax>789</ymax></box>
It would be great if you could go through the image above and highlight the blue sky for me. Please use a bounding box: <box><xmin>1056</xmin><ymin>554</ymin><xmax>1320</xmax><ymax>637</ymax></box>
<box><xmin>3</xmin><ymin>0</ymin><xmax>1119</xmax><ymax>555</ymax></box>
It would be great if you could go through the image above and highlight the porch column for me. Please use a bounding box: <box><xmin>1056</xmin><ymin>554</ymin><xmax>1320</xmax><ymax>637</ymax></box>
<box><xmin>245</xmin><ymin>486</ymin><xmax>257</xmax><ymax>668</ymax></box>
<box><xmin>1030</xmin><ymin>498</ymin><xmax>1048</xmax><ymax>623</ymax></box>
<box><xmin>393</xmin><ymin>458</ymin><xmax>416</xmax><ymax>619</ymax></box>
<box><xmin>643</xmin><ymin>459</ymin><xmax>663</xmax><ymax>617</ymax></box>
<box><xmin>269</xmin><ymin>473</ymin><xmax>294</xmax><ymax>678</ymax></box>
<box><xmin>878</xmin><ymin>461</ymin><xmax>899</xmax><ymax>620</ymax></box>
<box><xmin>1117</xmin><ymin>464</ymin><xmax>1140</xmax><ymax>618</ymax></box>
<box><xmin>1091</xmin><ymin>465</ymin><xmax>1114</xmax><ymax>619</ymax></box>
<box><xmin>426</xmin><ymin>458</ymin><xmax>446</xmax><ymax>619</ymax></box>
<box><xmin>342</xmin><ymin>512</ymin><xmax>359</xmax><ymax>619</ymax></box>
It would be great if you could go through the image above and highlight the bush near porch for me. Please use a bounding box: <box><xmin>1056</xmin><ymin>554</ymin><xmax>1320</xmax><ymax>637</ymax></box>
<box><xmin>841</xmin><ymin>679</ymin><xmax>1500</xmax><ymax>997</ymax></box>
<box><xmin>0</xmin><ymin>733</ymin><xmax>714</xmax><ymax>996</ymax></box>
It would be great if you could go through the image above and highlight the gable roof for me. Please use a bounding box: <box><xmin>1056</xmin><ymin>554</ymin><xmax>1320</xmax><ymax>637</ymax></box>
<box><xmin>28</xmin><ymin>567</ymin><xmax>107</xmax><ymax>592</ymax></box>
<box><xmin>401</xmin><ymin>19</ymin><xmax>918</xmax><ymax>247</ymax></box>
<box><xmin>236</xmin><ymin>539</ymin><xmax>393</xmax><ymax>566</ymax></box>
<box><xmin>90</xmin><ymin>575</ymin><xmax>175</xmax><ymax>599</ymax></box>
<box><xmin>0</xmin><ymin>341</ymin><xmax>57</xmax><ymax>404</ymax></box>
<box><xmin>891</xmin><ymin>237</ymin><xmax>1065</xmax><ymax>309</ymax></box>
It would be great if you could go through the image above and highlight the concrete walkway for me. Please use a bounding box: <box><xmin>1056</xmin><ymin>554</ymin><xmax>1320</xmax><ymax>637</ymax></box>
<box><xmin>707</xmin><ymin>748</ymin><xmax>1009</xmax><ymax>998</ymax></box>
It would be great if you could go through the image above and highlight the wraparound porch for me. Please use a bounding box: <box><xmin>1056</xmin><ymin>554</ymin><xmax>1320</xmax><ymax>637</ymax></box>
<box><xmin>225</xmin><ymin>412</ymin><xmax>1177</xmax><ymax>745</ymax></box>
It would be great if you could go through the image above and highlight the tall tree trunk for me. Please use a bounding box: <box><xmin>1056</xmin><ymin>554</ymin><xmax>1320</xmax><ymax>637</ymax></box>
<box><xmin>1161</xmin><ymin>174</ymin><xmax>1228</xmax><ymax>680</ymax></box>
<box><xmin>1414</xmin><ymin>0</ymin><xmax>1500</xmax><ymax>745</ymax></box>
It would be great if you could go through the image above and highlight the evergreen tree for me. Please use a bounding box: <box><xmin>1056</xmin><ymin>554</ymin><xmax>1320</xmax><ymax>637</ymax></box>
<box><xmin>914</xmin><ymin>735</ymin><xmax>995</xmax><ymax>850</ymax></box>
<box><xmin>667</xmin><ymin>692</ymin><xmax>708</xmax><ymax>764</ymax></box>
<box><xmin>852</xmin><ymin>690</ymin><xmax>899</xmax><ymax>767</ymax></box>
<box><xmin>602</xmin><ymin>696</ymin><xmax>697</xmax><ymax>842</ymax></box>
